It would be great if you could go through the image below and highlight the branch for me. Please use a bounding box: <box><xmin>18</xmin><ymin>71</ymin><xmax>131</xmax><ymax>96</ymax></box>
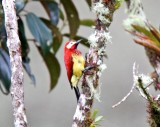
<box><xmin>112</xmin><ymin>81</ymin><xmax>136</xmax><ymax>108</ymax></box>
<box><xmin>124</xmin><ymin>0</ymin><xmax>160</xmax><ymax>126</ymax></box>
<box><xmin>72</xmin><ymin>0</ymin><xmax>122</xmax><ymax>126</ymax></box>
<box><xmin>2</xmin><ymin>0</ymin><xmax>27</xmax><ymax>127</ymax></box>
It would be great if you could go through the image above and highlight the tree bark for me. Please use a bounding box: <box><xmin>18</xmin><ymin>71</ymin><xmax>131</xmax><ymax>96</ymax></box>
<box><xmin>2</xmin><ymin>0</ymin><xmax>27</xmax><ymax>127</ymax></box>
<box><xmin>72</xmin><ymin>0</ymin><xmax>121</xmax><ymax>126</ymax></box>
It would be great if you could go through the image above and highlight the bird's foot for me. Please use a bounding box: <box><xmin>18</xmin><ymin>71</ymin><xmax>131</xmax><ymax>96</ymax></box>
<box><xmin>83</xmin><ymin>65</ymin><xmax>97</xmax><ymax>75</ymax></box>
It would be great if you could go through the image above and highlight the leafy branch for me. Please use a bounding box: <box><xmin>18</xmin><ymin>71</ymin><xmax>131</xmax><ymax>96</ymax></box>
<box><xmin>122</xmin><ymin>0</ymin><xmax>160</xmax><ymax>126</ymax></box>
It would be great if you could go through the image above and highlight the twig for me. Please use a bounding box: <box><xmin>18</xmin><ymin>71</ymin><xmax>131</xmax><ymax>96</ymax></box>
<box><xmin>137</xmin><ymin>77</ymin><xmax>152</xmax><ymax>102</ymax></box>
<box><xmin>112</xmin><ymin>63</ymin><xmax>139</xmax><ymax>108</ymax></box>
<box><xmin>112</xmin><ymin>82</ymin><xmax>136</xmax><ymax>108</ymax></box>
<box><xmin>2</xmin><ymin>0</ymin><xmax>27</xmax><ymax>127</ymax></box>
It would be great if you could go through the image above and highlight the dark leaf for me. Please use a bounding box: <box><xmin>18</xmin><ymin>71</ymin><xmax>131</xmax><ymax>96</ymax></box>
<box><xmin>0</xmin><ymin>22</ymin><xmax>8</xmax><ymax>51</ymax></box>
<box><xmin>22</xmin><ymin>57</ymin><xmax>36</xmax><ymax>85</ymax></box>
<box><xmin>18</xmin><ymin>17</ymin><xmax>29</xmax><ymax>58</ymax></box>
<box><xmin>41</xmin><ymin>18</ymin><xmax>63</xmax><ymax>54</ymax></box>
<box><xmin>63</xmin><ymin>33</ymin><xmax>89</xmax><ymax>47</ymax></box>
<box><xmin>40</xmin><ymin>1</ymin><xmax>59</xmax><ymax>25</ymax></box>
<box><xmin>0</xmin><ymin>9</ymin><xmax>7</xmax><ymax>51</ymax></box>
<box><xmin>80</xmin><ymin>19</ymin><xmax>95</xmax><ymax>27</ymax></box>
<box><xmin>0</xmin><ymin>48</ymin><xmax>11</xmax><ymax>94</ymax></box>
<box><xmin>18</xmin><ymin>17</ymin><xmax>35</xmax><ymax>84</ymax></box>
<box><xmin>46</xmin><ymin>53</ymin><xmax>60</xmax><ymax>90</ymax></box>
<box><xmin>60</xmin><ymin>0</ymin><xmax>80</xmax><ymax>38</ymax></box>
<box><xmin>85</xmin><ymin>0</ymin><xmax>92</xmax><ymax>8</ymax></box>
<box><xmin>0</xmin><ymin>4</ymin><xmax>3</xmax><ymax>23</ymax></box>
<box><xmin>37</xmin><ymin>47</ymin><xmax>60</xmax><ymax>91</ymax></box>
<box><xmin>52</xmin><ymin>34</ymin><xmax>63</xmax><ymax>54</ymax></box>
<box><xmin>59</xmin><ymin>9</ymin><xmax>64</xmax><ymax>21</ymax></box>
<box><xmin>26</xmin><ymin>12</ymin><xmax>53</xmax><ymax>55</ymax></box>
<box><xmin>16</xmin><ymin>0</ymin><xmax>26</xmax><ymax>13</ymax></box>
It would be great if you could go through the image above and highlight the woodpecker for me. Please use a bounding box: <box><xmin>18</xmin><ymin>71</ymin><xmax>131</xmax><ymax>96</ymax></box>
<box><xmin>64</xmin><ymin>40</ymin><xmax>85</xmax><ymax>101</ymax></box>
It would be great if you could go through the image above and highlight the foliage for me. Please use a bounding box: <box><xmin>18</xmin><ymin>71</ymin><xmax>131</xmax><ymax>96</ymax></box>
<box><xmin>90</xmin><ymin>110</ymin><xmax>103</xmax><ymax>127</ymax></box>
<box><xmin>0</xmin><ymin>0</ymin><xmax>93</xmax><ymax>93</ymax></box>
<box><xmin>123</xmin><ymin>0</ymin><xmax>160</xmax><ymax>126</ymax></box>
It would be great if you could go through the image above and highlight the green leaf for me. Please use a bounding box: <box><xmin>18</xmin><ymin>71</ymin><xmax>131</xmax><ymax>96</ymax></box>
<box><xmin>26</xmin><ymin>12</ymin><xmax>53</xmax><ymax>55</ymax></box>
<box><xmin>85</xmin><ymin>0</ymin><xmax>92</xmax><ymax>8</ymax></box>
<box><xmin>94</xmin><ymin>116</ymin><xmax>103</xmax><ymax>123</ymax></box>
<box><xmin>60</xmin><ymin>0</ymin><xmax>80</xmax><ymax>38</ymax></box>
<box><xmin>132</xmin><ymin>24</ymin><xmax>160</xmax><ymax>47</ymax></box>
<box><xmin>22</xmin><ymin>57</ymin><xmax>36</xmax><ymax>85</ymax></box>
<box><xmin>16</xmin><ymin>0</ymin><xmax>27</xmax><ymax>13</ymax></box>
<box><xmin>149</xmin><ymin>25</ymin><xmax>160</xmax><ymax>43</ymax></box>
<box><xmin>37</xmin><ymin>47</ymin><xmax>60</xmax><ymax>91</ymax></box>
<box><xmin>59</xmin><ymin>9</ymin><xmax>65</xmax><ymax>21</ymax></box>
<box><xmin>46</xmin><ymin>53</ymin><xmax>60</xmax><ymax>90</ymax></box>
<box><xmin>0</xmin><ymin>48</ymin><xmax>11</xmax><ymax>95</ymax></box>
<box><xmin>52</xmin><ymin>35</ymin><xmax>62</xmax><ymax>54</ymax></box>
<box><xmin>63</xmin><ymin>33</ymin><xmax>89</xmax><ymax>47</ymax></box>
<box><xmin>114</xmin><ymin>0</ymin><xmax>124</xmax><ymax>9</ymax></box>
<box><xmin>90</xmin><ymin>110</ymin><xmax>103</xmax><ymax>127</ymax></box>
<box><xmin>41</xmin><ymin>18</ymin><xmax>63</xmax><ymax>54</ymax></box>
<box><xmin>80</xmin><ymin>19</ymin><xmax>95</xmax><ymax>27</ymax></box>
<box><xmin>40</xmin><ymin>1</ymin><xmax>59</xmax><ymax>25</ymax></box>
<box><xmin>91</xmin><ymin>110</ymin><xmax>98</xmax><ymax>120</ymax></box>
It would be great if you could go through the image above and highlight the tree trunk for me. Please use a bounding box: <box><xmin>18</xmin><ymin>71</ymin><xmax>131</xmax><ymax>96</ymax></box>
<box><xmin>2</xmin><ymin>0</ymin><xmax>27</xmax><ymax>127</ymax></box>
<box><xmin>72</xmin><ymin>0</ymin><xmax>121</xmax><ymax>126</ymax></box>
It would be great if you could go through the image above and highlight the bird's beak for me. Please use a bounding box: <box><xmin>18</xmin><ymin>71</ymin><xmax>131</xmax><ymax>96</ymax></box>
<box><xmin>76</xmin><ymin>39</ymin><xmax>82</xmax><ymax>45</ymax></box>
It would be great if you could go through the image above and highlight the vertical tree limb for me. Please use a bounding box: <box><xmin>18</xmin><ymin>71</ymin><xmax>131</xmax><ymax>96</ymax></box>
<box><xmin>72</xmin><ymin>0</ymin><xmax>122</xmax><ymax>126</ymax></box>
<box><xmin>2</xmin><ymin>0</ymin><xmax>27</xmax><ymax>127</ymax></box>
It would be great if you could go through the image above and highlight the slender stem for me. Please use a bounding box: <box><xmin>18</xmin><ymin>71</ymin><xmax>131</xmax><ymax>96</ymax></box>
<box><xmin>2</xmin><ymin>0</ymin><xmax>27</xmax><ymax>127</ymax></box>
<box><xmin>137</xmin><ymin>78</ymin><xmax>152</xmax><ymax>102</ymax></box>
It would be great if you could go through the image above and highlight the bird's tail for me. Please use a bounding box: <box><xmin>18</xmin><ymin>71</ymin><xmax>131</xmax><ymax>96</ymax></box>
<box><xmin>74</xmin><ymin>87</ymin><xmax>80</xmax><ymax>102</ymax></box>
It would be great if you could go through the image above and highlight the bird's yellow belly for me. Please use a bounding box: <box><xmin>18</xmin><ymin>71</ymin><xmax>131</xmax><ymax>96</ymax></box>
<box><xmin>71</xmin><ymin>55</ymin><xmax>85</xmax><ymax>87</ymax></box>
<box><xmin>73</xmin><ymin>64</ymin><xmax>83</xmax><ymax>77</ymax></box>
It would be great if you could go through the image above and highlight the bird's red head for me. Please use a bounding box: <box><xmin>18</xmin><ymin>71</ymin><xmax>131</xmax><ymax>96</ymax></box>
<box><xmin>65</xmin><ymin>40</ymin><xmax>82</xmax><ymax>50</ymax></box>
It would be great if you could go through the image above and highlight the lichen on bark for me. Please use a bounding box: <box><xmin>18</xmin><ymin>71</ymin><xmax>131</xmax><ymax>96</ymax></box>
<box><xmin>72</xmin><ymin>0</ymin><xmax>122</xmax><ymax>127</ymax></box>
